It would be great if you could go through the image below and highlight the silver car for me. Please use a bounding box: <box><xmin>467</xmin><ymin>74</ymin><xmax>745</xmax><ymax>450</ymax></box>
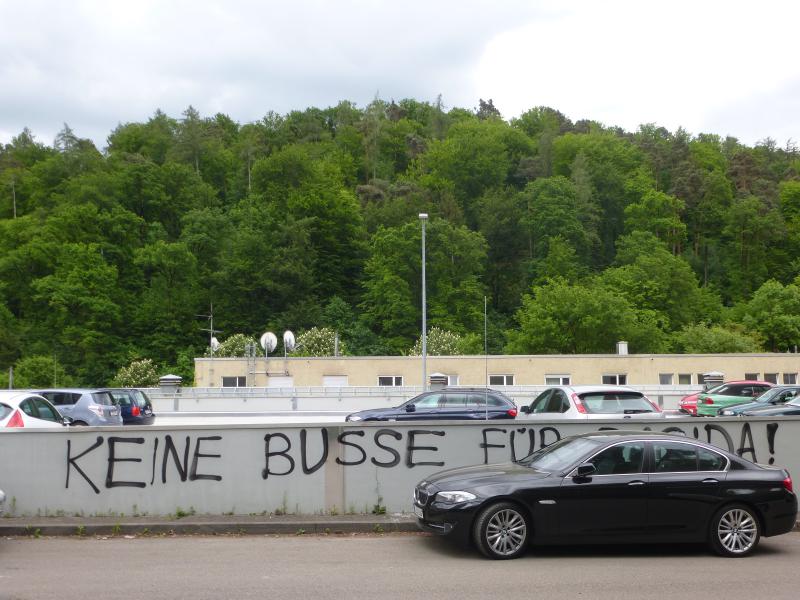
<box><xmin>519</xmin><ymin>385</ymin><xmax>665</xmax><ymax>419</ymax></box>
<box><xmin>36</xmin><ymin>389</ymin><xmax>122</xmax><ymax>426</ymax></box>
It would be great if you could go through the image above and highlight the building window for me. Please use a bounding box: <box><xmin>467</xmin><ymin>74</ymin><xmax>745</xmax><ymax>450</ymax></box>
<box><xmin>378</xmin><ymin>376</ymin><xmax>403</xmax><ymax>386</ymax></box>
<box><xmin>697</xmin><ymin>373</ymin><xmax>706</xmax><ymax>385</ymax></box>
<box><xmin>678</xmin><ymin>374</ymin><xmax>692</xmax><ymax>385</ymax></box>
<box><xmin>784</xmin><ymin>373</ymin><xmax>798</xmax><ymax>384</ymax></box>
<box><xmin>222</xmin><ymin>376</ymin><xmax>246</xmax><ymax>387</ymax></box>
<box><xmin>447</xmin><ymin>374</ymin><xmax>459</xmax><ymax>386</ymax></box>
<box><xmin>764</xmin><ymin>373</ymin><xmax>779</xmax><ymax>384</ymax></box>
<box><xmin>602</xmin><ymin>374</ymin><xmax>627</xmax><ymax>385</ymax></box>
<box><xmin>545</xmin><ymin>374</ymin><xmax>571</xmax><ymax>385</ymax></box>
<box><xmin>489</xmin><ymin>374</ymin><xmax>514</xmax><ymax>386</ymax></box>
<box><xmin>659</xmin><ymin>373</ymin><xmax>673</xmax><ymax>385</ymax></box>
<box><xmin>745</xmin><ymin>373</ymin><xmax>759</xmax><ymax>381</ymax></box>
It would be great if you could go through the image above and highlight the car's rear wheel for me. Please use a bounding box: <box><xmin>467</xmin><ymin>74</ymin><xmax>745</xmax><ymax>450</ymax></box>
<box><xmin>709</xmin><ymin>503</ymin><xmax>760</xmax><ymax>557</ymax></box>
<box><xmin>473</xmin><ymin>501</ymin><xmax>529</xmax><ymax>560</ymax></box>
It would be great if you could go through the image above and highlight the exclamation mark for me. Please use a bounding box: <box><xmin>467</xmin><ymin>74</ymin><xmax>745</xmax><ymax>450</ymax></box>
<box><xmin>766</xmin><ymin>423</ymin><xmax>779</xmax><ymax>465</ymax></box>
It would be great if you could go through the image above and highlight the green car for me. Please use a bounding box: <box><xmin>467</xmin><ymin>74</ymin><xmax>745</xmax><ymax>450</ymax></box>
<box><xmin>695</xmin><ymin>381</ymin><xmax>773</xmax><ymax>416</ymax></box>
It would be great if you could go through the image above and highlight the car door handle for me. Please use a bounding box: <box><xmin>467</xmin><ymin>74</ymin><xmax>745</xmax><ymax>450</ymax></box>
<box><xmin>702</xmin><ymin>478</ymin><xmax>719</xmax><ymax>484</ymax></box>
<box><xmin>627</xmin><ymin>480</ymin><xmax>646</xmax><ymax>486</ymax></box>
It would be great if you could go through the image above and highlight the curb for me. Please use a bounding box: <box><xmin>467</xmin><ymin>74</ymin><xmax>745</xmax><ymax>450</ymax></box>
<box><xmin>0</xmin><ymin>515</ymin><xmax>419</xmax><ymax>537</ymax></box>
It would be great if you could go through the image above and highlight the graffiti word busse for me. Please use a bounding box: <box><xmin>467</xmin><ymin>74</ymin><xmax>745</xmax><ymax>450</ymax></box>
<box><xmin>65</xmin><ymin>422</ymin><xmax>782</xmax><ymax>494</ymax></box>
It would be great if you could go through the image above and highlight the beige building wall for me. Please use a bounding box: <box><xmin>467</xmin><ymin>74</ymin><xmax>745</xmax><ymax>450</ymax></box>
<box><xmin>194</xmin><ymin>354</ymin><xmax>800</xmax><ymax>388</ymax></box>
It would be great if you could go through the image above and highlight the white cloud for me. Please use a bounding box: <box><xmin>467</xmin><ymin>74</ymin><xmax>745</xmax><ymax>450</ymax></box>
<box><xmin>0</xmin><ymin>0</ymin><xmax>797</xmax><ymax>148</ymax></box>
<box><xmin>475</xmin><ymin>0</ymin><xmax>800</xmax><ymax>144</ymax></box>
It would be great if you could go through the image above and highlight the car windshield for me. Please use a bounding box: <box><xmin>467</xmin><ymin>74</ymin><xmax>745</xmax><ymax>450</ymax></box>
<box><xmin>517</xmin><ymin>437</ymin><xmax>604</xmax><ymax>472</ymax></box>
<box><xmin>579</xmin><ymin>392</ymin><xmax>655</xmax><ymax>414</ymax></box>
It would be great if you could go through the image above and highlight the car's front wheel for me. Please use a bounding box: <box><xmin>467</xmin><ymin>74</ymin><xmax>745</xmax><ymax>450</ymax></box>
<box><xmin>473</xmin><ymin>501</ymin><xmax>530</xmax><ymax>560</ymax></box>
<box><xmin>709</xmin><ymin>503</ymin><xmax>761</xmax><ymax>557</ymax></box>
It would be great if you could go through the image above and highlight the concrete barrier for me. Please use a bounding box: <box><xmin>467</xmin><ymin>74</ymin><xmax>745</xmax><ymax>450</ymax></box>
<box><xmin>0</xmin><ymin>416</ymin><xmax>794</xmax><ymax>517</ymax></box>
<box><xmin>145</xmin><ymin>385</ymin><xmax>700</xmax><ymax>413</ymax></box>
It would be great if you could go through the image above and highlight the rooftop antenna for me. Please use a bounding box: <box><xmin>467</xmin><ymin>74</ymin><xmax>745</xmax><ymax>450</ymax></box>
<box><xmin>261</xmin><ymin>331</ymin><xmax>277</xmax><ymax>360</ymax></box>
<box><xmin>198</xmin><ymin>303</ymin><xmax>222</xmax><ymax>357</ymax></box>
<box><xmin>283</xmin><ymin>330</ymin><xmax>296</xmax><ymax>357</ymax></box>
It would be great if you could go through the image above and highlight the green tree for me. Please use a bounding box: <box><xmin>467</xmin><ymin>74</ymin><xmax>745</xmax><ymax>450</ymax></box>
<box><xmin>408</xmin><ymin>326</ymin><xmax>467</xmax><ymax>355</ymax></box>
<box><xmin>294</xmin><ymin>326</ymin><xmax>344</xmax><ymax>356</ymax></box>
<box><xmin>112</xmin><ymin>358</ymin><xmax>160</xmax><ymax>387</ymax></box>
<box><xmin>505</xmin><ymin>279</ymin><xmax>667</xmax><ymax>354</ymax></box>
<box><xmin>360</xmin><ymin>218</ymin><xmax>488</xmax><ymax>353</ymax></box>
<box><xmin>10</xmin><ymin>355</ymin><xmax>72</xmax><ymax>388</ymax></box>
<box><xmin>740</xmin><ymin>280</ymin><xmax>800</xmax><ymax>351</ymax></box>
<box><xmin>670</xmin><ymin>324</ymin><xmax>762</xmax><ymax>353</ymax></box>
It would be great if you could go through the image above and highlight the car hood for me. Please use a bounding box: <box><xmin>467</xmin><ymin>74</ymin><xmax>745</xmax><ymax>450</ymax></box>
<box><xmin>346</xmin><ymin>407</ymin><xmax>399</xmax><ymax>419</ymax></box>
<box><xmin>423</xmin><ymin>462</ymin><xmax>550</xmax><ymax>489</ymax></box>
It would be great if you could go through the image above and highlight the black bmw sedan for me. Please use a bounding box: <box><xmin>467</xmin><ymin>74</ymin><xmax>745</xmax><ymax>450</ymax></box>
<box><xmin>345</xmin><ymin>388</ymin><xmax>518</xmax><ymax>422</ymax></box>
<box><xmin>413</xmin><ymin>431</ymin><xmax>797</xmax><ymax>560</ymax></box>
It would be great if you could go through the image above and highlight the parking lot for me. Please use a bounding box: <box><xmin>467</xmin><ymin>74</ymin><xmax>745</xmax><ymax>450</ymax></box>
<box><xmin>1</xmin><ymin>533</ymin><xmax>799</xmax><ymax>600</ymax></box>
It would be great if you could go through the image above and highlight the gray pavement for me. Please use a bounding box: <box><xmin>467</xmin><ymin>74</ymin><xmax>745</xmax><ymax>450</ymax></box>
<box><xmin>2</xmin><ymin>533</ymin><xmax>800</xmax><ymax>600</ymax></box>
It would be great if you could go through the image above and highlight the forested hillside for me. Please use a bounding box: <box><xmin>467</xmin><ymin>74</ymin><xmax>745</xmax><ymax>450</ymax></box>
<box><xmin>2</xmin><ymin>99</ymin><xmax>800</xmax><ymax>386</ymax></box>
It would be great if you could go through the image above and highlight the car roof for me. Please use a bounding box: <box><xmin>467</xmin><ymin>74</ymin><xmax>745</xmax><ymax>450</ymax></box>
<box><xmin>0</xmin><ymin>391</ymin><xmax>47</xmax><ymax>404</ymax></box>
<box><xmin>559</xmin><ymin>385</ymin><xmax>640</xmax><ymax>393</ymax></box>
<box><xmin>572</xmin><ymin>430</ymin><xmax>712</xmax><ymax>444</ymax></box>
<box><xmin>35</xmin><ymin>388</ymin><xmax>103</xmax><ymax>393</ymax></box>
<box><xmin>713</xmin><ymin>381</ymin><xmax>773</xmax><ymax>386</ymax></box>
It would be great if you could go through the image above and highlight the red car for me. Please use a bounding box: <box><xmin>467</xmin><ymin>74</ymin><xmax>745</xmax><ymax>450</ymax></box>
<box><xmin>679</xmin><ymin>380</ymin><xmax>773</xmax><ymax>416</ymax></box>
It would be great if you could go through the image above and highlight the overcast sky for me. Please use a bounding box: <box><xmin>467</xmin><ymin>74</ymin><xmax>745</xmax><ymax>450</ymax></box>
<box><xmin>1</xmin><ymin>0</ymin><xmax>798</xmax><ymax>150</ymax></box>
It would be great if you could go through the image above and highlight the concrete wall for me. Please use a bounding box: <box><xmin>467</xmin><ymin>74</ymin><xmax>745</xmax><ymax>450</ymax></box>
<box><xmin>0</xmin><ymin>417</ymin><xmax>797</xmax><ymax>517</ymax></box>
<box><xmin>195</xmin><ymin>354</ymin><xmax>800</xmax><ymax>388</ymax></box>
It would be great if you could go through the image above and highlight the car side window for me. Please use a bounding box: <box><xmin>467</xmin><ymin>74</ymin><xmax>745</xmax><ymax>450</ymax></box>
<box><xmin>414</xmin><ymin>394</ymin><xmax>440</xmax><ymax>408</ymax></box>
<box><xmin>653</xmin><ymin>442</ymin><xmax>697</xmax><ymax>472</ymax></box>
<box><xmin>33</xmin><ymin>399</ymin><xmax>61</xmax><ymax>422</ymax></box>
<box><xmin>440</xmin><ymin>393</ymin><xmax>466</xmax><ymax>408</ymax></box>
<box><xmin>547</xmin><ymin>391</ymin><xmax>569</xmax><ymax>413</ymax></box>
<box><xmin>587</xmin><ymin>442</ymin><xmax>644</xmax><ymax>475</ymax></box>
<box><xmin>530</xmin><ymin>390</ymin><xmax>553</xmax><ymax>413</ymax></box>
<box><xmin>698</xmin><ymin>448</ymin><xmax>727</xmax><ymax>471</ymax></box>
<box><xmin>19</xmin><ymin>399</ymin><xmax>38</xmax><ymax>418</ymax></box>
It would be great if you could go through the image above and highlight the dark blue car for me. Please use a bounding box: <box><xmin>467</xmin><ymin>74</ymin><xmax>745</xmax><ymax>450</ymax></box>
<box><xmin>345</xmin><ymin>388</ymin><xmax>518</xmax><ymax>422</ymax></box>
<box><xmin>106</xmin><ymin>388</ymin><xmax>156</xmax><ymax>425</ymax></box>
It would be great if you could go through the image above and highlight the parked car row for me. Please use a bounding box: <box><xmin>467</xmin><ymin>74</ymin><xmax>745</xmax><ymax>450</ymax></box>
<box><xmin>413</xmin><ymin>430</ymin><xmax>798</xmax><ymax>559</ymax></box>
<box><xmin>345</xmin><ymin>385</ymin><xmax>663</xmax><ymax>422</ymax></box>
<box><xmin>680</xmin><ymin>381</ymin><xmax>800</xmax><ymax>417</ymax></box>
<box><xmin>1</xmin><ymin>388</ymin><xmax>155</xmax><ymax>428</ymax></box>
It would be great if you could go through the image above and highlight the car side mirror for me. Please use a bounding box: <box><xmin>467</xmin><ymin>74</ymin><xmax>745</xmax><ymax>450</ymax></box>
<box><xmin>62</xmin><ymin>416</ymin><xmax>74</xmax><ymax>426</ymax></box>
<box><xmin>405</xmin><ymin>404</ymin><xmax>416</xmax><ymax>413</ymax></box>
<box><xmin>575</xmin><ymin>463</ymin><xmax>596</xmax><ymax>478</ymax></box>
<box><xmin>520</xmin><ymin>405</ymin><xmax>531</xmax><ymax>414</ymax></box>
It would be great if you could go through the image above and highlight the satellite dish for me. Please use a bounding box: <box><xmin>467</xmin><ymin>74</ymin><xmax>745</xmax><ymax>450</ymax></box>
<box><xmin>260</xmin><ymin>332</ymin><xmax>277</xmax><ymax>353</ymax></box>
<box><xmin>283</xmin><ymin>330</ymin><xmax>296</xmax><ymax>352</ymax></box>
<box><xmin>210</xmin><ymin>337</ymin><xmax>220</xmax><ymax>351</ymax></box>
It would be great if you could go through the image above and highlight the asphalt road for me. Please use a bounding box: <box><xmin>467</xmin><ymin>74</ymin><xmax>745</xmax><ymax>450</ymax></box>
<box><xmin>1</xmin><ymin>533</ymin><xmax>799</xmax><ymax>600</ymax></box>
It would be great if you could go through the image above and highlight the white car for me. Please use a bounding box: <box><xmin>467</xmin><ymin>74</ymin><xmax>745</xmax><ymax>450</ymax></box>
<box><xmin>519</xmin><ymin>385</ymin><xmax>664</xmax><ymax>419</ymax></box>
<box><xmin>0</xmin><ymin>391</ymin><xmax>71</xmax><ymax>428</ymax></box>
<box><xmin>0</xmin><ymin>486</ymin><xmax>5</xmax><ymax>515</ymax></box>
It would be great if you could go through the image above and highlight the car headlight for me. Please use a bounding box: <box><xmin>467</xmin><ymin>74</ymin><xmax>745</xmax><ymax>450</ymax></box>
<box><xmin>347</xmin><ymin>415</ymin><xmax>362</xmax><ymax>422</ymax></box>
<box><xmin>435</xmin><ymin>491</ymin><xmax>477</xmax><ymax>504</ymax></box>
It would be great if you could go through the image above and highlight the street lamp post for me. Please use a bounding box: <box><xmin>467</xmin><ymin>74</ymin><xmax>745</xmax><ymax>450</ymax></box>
<box><xmin>419</xmin><ymin>213</ymin><xmax>428</xmax><ymax>391</ymax></box>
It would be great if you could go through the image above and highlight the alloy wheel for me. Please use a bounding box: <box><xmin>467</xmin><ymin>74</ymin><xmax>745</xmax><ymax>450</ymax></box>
<box><xmin>717</xmin><ymin>508</ymin><xmax>758</xmax><ymax>554</ymax></box>
<box><xmin>485</xmin><ymin>508</ymin><xmax>527</xmax><ymax>556</ymax></box>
